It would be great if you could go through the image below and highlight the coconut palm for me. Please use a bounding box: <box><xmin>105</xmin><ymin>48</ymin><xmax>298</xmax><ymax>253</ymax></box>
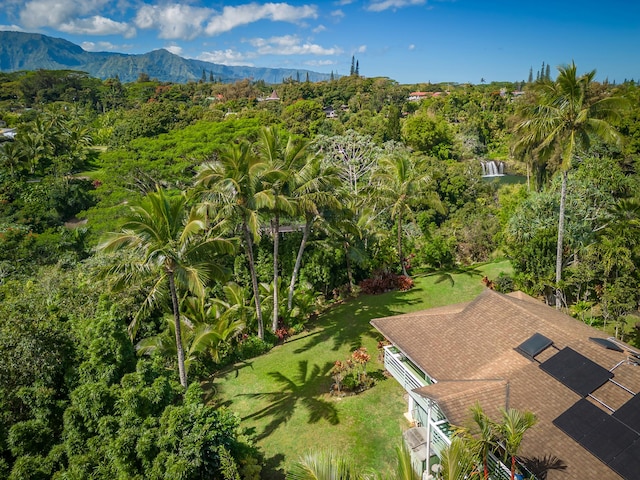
<box><xmin>287</xmin><ymin>153</ymin><xmax>341</xmax><ymax>310</ymax></box>
<box><xmin>136</xmin><ymin>294</ymin><xmax>245</xmax><ymax>370</ymax></box>
<box><xmin>256</xmin><ymin>126</ymin><xmax>305</xmax><ymax>332</ymax></box>
<box><xmin>287</xmin><ymin>450</ymin><xmax>359</xmax><ymax>480</ymax></box>
<box><xmin>514</xmin><ymin>62</ymin><xmax>628</xmax><ymax>308</ymax></box>
<box><xmin>0</xmin><ymin>141</ymin><xmax>26</xmax><ymax>179</ymax></box>
<box><xmin>195</xmin><ymin>141</ymin><xmax>273</xmax><ymax>339</ymax></box>
<box><xmin>372</xmin><ymin>153</ymin><xmax>442</xmax><ymax>277</ymax></box>
<box><xmin>98</xmin><ymin>186</ymin><xmax>234</xmax><ymax>387</ymax></box>
<box><xmin>498</xmin><ymin>408</ymin><xmax>537</xmax><ymax>480</ymax></box>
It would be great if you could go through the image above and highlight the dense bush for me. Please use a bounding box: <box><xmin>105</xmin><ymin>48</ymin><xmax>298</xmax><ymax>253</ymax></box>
<box><xmin>358</xmin><ymin>271</ymin><xmax>414</xmax><ymax>295</ymax></box>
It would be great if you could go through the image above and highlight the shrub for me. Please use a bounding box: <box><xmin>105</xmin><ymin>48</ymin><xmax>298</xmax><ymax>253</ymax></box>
<box><xmin>396</xmin><ymin>275</ymin><xmax>414</xmax><ymax>291</ymax></box>
<box><xmin>236</xmin><ymin>336</ymin><xmax>274</xmax><ymax>360</ymax></box>
<box><xmin>359</xmin><ymin>271</ymin><xmax>414</xmax><ymax>295</ymax></box>
<box><xmin>492</xmin><ymin>274</ymin><xmax>515</xmax><ymax>293</ymax></box>
<box><xmin>330</xmin><ymin>347</ymin><xmax>375</xmax><ymax>395</ymax></box>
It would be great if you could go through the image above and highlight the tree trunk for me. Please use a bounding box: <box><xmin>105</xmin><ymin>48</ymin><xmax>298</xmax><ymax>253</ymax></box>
<box><xmin>344</xmin><ymin>241</ymin><xmax>354</xmax><ymax>292</ymax></box>
<box><xmin>272</xmin><ymin>215</ymin><xmax>279</xmax><ymax>333</ymax></box>
<box><xmin>398</xmin><ymin>214</ymin><xmax>408</xmax><ymax>277</ymax></box>
<box><xmin>243</xmin><ymin>222</ymin><xmax>264</xmax><ymax>339</ymax></box>
<box><xmin>168</xmin><ymin>271</ymin><xmax>188</xmax><ymax>388</ymax></box>
<box><xmin>555</xmin><ymin>171</ymin><xmax>567</xmax><ymax>310</ymax></box>
<box><xmin>288</xmin><ymin>215</ymin><xmax>312</xmax><ymax>310</ymax></box>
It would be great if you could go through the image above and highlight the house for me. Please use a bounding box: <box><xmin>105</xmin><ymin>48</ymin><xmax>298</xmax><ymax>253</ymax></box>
<box><xmin>323</xmin><ymin>106</ymin><xmax>337</xmax><ymax>118</ymax></box>
<box><xmin>371</xmin><ymin>289</ymin><xmax>640</xmax><ymax>480</ymax></box>
<box><xmin>0</xmin><ymin>128</ymin><xmax>17</xmax><ymax>140</ymax></box>
<box><xmin>407</xmin><ymin>91</ymin><xmax>430</xmax><ymax>102</ymax></box>
<box><xmin>264</xmin><ymin>90</ymin><xmax>280</xmax><ymax>101</ymax></box>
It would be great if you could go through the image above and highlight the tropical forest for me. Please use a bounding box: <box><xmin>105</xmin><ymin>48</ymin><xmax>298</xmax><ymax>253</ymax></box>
<box><xmin>1</xmin><ymin>64</ymin><xmax>640</xmax><ymax>479</ymax></box>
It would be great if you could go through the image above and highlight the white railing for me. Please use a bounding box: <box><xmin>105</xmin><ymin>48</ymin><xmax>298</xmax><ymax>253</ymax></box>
<box><xmin>383</xmin><ymin>346</ymin><xmax>520</xmax><ymax>479</ymax></box>
<box><xmin>383</xmin><ymin>345</ymin><xmax>427</xmax><ymax>391</ymax></box>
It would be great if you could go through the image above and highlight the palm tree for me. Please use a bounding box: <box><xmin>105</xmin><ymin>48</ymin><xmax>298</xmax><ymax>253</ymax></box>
<box><xmin>287</xmin><ymin>450</ymin><xmax>359</xmax><ymax>480</ymax></box>
<box><xmin>439</xmin><ymin>436</ymin><xmax>477</xmax><ymax>480</ymax></box>
<box><xmin>0</xmin><ymin>141</ymin><xmax>26</xmax><ymax>179</ymax></box>
<box><xmin>256</xmin><ymin>127</ymin><xmax>304</xmax><ymax>332</ymax></box>
<box><xmin>514</xmin><ymin>62</ymin><xmax>628</xmax><ymax>309</ymax></box>
<box><xmin>287</xmin><ymin>153</ymin><xmax>341</xmax><ymax>310</ymax></box>
<box><xmin>98</xmin><ymin>186</ymin><xmax>233</xmax><ymax>387</ymax></box>
<box><xmin>136</xmin><ymin>294</ymin><xmax>245</xmax><ymax>370</ymax></box>
<box><xmin>321</xmin><ymin>202</ymin><xmax>371</xmax><ymax>293</ymax></box>
<box><xmin>498</xmin><ymin>408</ymin><xmax>537</xmax><ymax>480</ymax></box>
<box><xmin>463</xmin><ymin>403</ymin><xmax>497</xmax><ymax>480</ymax></box>
<box><xmin>195</xmin><ymin>141</ymin><xmax>273</xmax><ymax>339</ymax></box>
<box><xmin>372</xmin><ymin>153</ymin><xmax>441</xmax><ymax>277</ymax></box>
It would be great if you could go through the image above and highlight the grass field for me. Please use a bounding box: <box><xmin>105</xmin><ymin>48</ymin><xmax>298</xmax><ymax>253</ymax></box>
<box><xmin>214</xmin><ymin>261</ymin><xmax>513</xmax><ymax>478</ymax></box>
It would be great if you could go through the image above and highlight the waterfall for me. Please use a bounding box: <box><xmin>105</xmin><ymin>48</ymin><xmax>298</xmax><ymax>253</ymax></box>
<box><xmin>481</xmin><ymin>160</ymin><xmax>505</xmax><ymax>177</ymax></box>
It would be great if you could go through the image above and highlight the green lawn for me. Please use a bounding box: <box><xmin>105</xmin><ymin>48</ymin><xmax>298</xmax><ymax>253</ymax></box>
<box><xmin>214</xmin><ymin>261</ymin><xmax>512</xmax><ymax>478</ymax></box>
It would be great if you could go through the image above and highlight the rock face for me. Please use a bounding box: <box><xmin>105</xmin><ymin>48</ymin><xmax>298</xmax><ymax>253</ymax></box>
<box><xmin>0</xmin><ymin>31</ymin><xmax>332</xmax><ymax>84</ymax></box>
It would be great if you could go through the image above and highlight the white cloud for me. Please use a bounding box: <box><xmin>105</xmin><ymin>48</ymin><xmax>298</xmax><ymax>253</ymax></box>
<box><xmin>59</xmin><ymin>16</ymin><xmax>135</xmax><ymax>37</ymax></box>
<box><xmin>205</xmin><ymin>3</ymin><xmax>317</xmax><ymax>36</ymax></box>
<box><xmin>330</xmin><ymin>9</ymin><xmax>345</xmax><ymax>18</ymax></box>
<box><xmin>164</xmin><ymin>44</ymin><xmax>183</xmax><ymax>55</ymax></box>
<box><xmin>366</xmin><ymin>0</ymin><xmax>426</xmax><ymax>12</ymax></box>
<box><xmin>135</xmin><ymin>4</ymin><xmax>211</xmax><ymax>40</ymax></box>
<box><xmin>305</xmin><ymin>59</ymin><xmax>335</xmax><ymax>66</ymax></box>
<box><xmin>248</xmin><ymin>35</ymin><xmax>341</xmax><ymax>56</ymax></box>
<box><xmin>335</xmin><ymin>0</ymin><xmax>355</xmax><ymax>5</ymax></box>
<box><xmin>197</xmin><ymin>49</ymin><xmax>255</xmax><ymax>66</ymax></box>
<box><xmin>313</xmin><ymin>24</ymin><xmax>326</xmax><ymax>33</ymax></box>
<box><xmin>81</xmin><ymin>40</ymin><xmax>119</xmax><ymax>51</ymax></box>
<box><xmin>408</xmin><ymin>44</ymin><xmax>415</xmax><ymax>50</ymax></box>
<box><xmin>0</xmin><ymin>24</ymin><xmax>24</xmax><ymax>31</ymax></box>
<box><xmin>19</xmin><ymin>0</ymin><xmax>112</xmax><ymax>28</ymax></box>
<box><xmin>356</xmin><ymin>45</ymin><xmax>367</xmax><ymax>53</ymax></box>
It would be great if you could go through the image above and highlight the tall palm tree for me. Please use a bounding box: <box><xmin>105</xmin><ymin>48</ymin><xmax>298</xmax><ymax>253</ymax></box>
<box><xmin>195</xmin><ymin>141</ymin><xmax>273</xmax><ymax>339</ymax></box>
<box><xmin>372</xmin><ymin>153</ymin><xmax>441</xmax><ymax>277</ymax></box>
<box><xmin>498</xmin><ymin>408</ymin><xmax>537</xmax><ymax>480</ymax></box>
<box><xmin>514</xmin><ymin>62</ymin><xmax>628</xmax><ymax>309</ymax></box>
<box><xmin>287</xmin><ymin>153</ymin><xmax>341</xmax><ymax>310</ymax></box>
<box><xmin>98</xmin><ymin>186</ymin><xmax>233</xmax><ymax>387</ymax></box>
<box><xmin>256</xmin><ymin>127</ymin><xmax>305</xmax><ymax>332</ymax></box>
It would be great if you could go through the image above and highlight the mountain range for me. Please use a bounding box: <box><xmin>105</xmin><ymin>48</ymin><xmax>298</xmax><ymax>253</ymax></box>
<box><xmin>0</xmin><ymin>31</ymin><xmax>333</xmax><ymax>84</ymax></box>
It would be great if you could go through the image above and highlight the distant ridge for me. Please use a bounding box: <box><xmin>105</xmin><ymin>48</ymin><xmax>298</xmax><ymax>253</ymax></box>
<box><xmin>0</xmin><ymin>31</ymin><xmax>333</xmax><ymax>84</ymax></box>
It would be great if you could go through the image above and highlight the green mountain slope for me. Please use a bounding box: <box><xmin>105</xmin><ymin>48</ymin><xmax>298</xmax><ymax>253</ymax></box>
<box><xmin>0</xmin><ymin>30</ymin><xmax>332</xmax><ymax>83</ymax></box>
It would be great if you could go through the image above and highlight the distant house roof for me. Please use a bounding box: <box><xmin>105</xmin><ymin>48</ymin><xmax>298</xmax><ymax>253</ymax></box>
<box><xmin>0</xmin><ymin>128</ymin><xmax>17</xmax><ymax>139</ymax></box>
<box><xmin>407</xmin><ymin>91</ymin><xmax>445</xmax><ymax>101</ymax></box>
<box><xmin>371</xmin><ymin>289</ymin><xmax>640</xmax><ymax>480</ymax></box>
<box><xmin>265</xmin><ymin>90</ymin><xmax>280</xmax><ymax>101</ymax></box>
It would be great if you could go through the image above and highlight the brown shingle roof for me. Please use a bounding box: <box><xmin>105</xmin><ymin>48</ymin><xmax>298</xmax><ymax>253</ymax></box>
<box><xmin>371</xmin><ymin>289</ymin><xmax>640</xmax><ymax>480</ymax></box>
<box><xmin>414</xmin><ymin>379</ymin><xmax>508</xmax><ymax>426</ymax></box>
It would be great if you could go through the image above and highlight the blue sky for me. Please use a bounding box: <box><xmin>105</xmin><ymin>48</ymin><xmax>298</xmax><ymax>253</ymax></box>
<box><xmin>1</xmin><ymin>0</ymin><xmax>639</xmax><ymax>84</ymax></box>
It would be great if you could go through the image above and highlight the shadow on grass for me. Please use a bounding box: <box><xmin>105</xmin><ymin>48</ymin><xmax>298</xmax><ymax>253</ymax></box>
<box><xmin>294</xmin><ymin>287</ymin><xmax>425</xmax><ymax>354</ymax></box>
<box><xmin>238</xmin><ymin>360</ymin><xmax>339</xmax><ymax>441</ymax></box>
<box><xmin>261</xmin><ymin>453</ymin><xmax>286</xmax><ymax>480</ymax></box>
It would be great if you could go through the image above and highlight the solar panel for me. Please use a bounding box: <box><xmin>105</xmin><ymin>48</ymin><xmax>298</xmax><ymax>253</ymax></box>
<box><xmin>580</xmin><ymin>415</ymin><xmax>638</xmax><ymax>464</ymax></box>
<box><xmin>613</xmin><ymin>394</ymin><xmax>640</xmax><ymax>433</ymax></box>
<box><xmin>553</xmin><ymin>398</ymin><xmax>608</xmax><ymax>441</ymax></box>
<box><xmin>539</xmin><ymin>347</ymin><xmax>613</xmax><ymax>396</ymax></box>
<box><xmin>589</xmin><ymin>337</ymin><xmax>624</xmax><ymax>352</ymax></box>
<box><xmin>516</xmin><ymin>333</ymin><xmax>553</xmax><ymax>359</ymax></box>
<box><xmin>608</xmin><ymin>439</ymin><xmax>640</xmax><ymax>480</ymax></box>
